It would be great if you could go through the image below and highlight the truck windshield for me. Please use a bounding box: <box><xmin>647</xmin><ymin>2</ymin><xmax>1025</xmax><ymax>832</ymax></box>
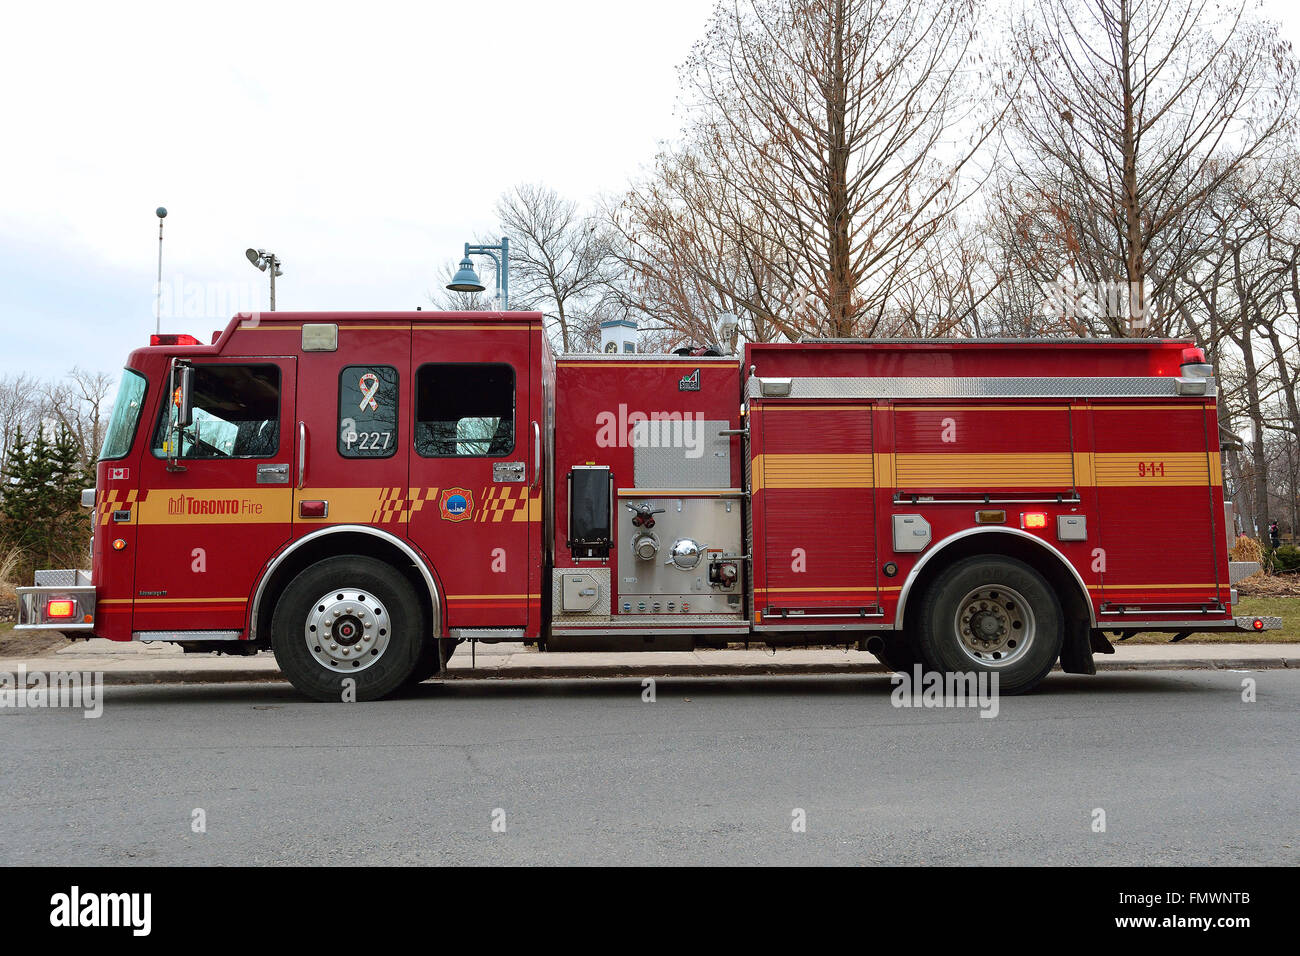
<box><xmin>99</xmin><ymin>369</ymin><xmax>148</xmax><ymax>460</ymax></box>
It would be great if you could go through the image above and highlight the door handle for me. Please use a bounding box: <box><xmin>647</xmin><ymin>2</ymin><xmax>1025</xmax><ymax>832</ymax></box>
<box><xmin>296</xmin><ymin>421</ymin><xmax>307</xmax><ymax>489</ymax></box>
<box><xmin>531</xmin><ymin>421</ymin><xmax>541</xmax><ymax>489</ymax></box>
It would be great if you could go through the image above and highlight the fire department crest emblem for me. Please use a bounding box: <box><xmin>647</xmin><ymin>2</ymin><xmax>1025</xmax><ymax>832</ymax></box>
<box><xmin>439</xmin><ymin>487</ymin><xmax>474</xmax><ymax>522</ymax></box>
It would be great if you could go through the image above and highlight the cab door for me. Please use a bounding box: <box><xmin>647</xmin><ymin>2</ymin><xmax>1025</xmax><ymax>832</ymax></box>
<box><xmin>132</xmin><ymin>357</ymin><xmax>296</xmax><ymax>636</ymax></box>
<box><xmin>289</xmin><ymin>322</ymin><xmax>412</xmax><ymax>540</ymax></box>
<box><xmin>405</xmin><ymin>325</ymin><xmax>535</xmax><ymax>634</ymax></box>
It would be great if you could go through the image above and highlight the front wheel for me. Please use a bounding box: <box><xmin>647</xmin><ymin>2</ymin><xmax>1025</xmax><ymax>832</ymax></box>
<box><xmin>916</xmin><ymin>556</ymin><xmax>1062</xmax><ymax>695</ymax></box>
<box><xmin>271</xmin><ymin>555</ymin><xmax>425</xmax><ymax>701</ymax></box>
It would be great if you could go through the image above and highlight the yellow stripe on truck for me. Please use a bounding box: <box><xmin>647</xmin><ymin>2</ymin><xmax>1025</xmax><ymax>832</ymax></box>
<box><xmin>895</xmin><ymin>453</ymin><xmax>1074</xmax><ymax>487</ymax></box>
<box><xmin>1092</xmin><ymin>452</ymin><xmax>1213</xmax><ymax>486</ymax></box>
<box><xmin>135</xmin><ymin>488</ymin><xmax>292</xmax><ymax>525</ymax></box>
<box><xmin>750</xmin><ymin>452</ymin><xmax>1222</xmax><ymax>490</ymax></box>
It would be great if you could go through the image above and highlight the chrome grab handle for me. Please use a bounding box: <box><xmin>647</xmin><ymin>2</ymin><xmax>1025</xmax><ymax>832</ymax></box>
<box><xmin>296</xmin><ymin>421</ymin><xmax>307</xmax><ymax>489</ymax></box>
<box><xmin>531</xmin><ymin>421</ymin><xmax>541</xmax><ymax>489</ymax></box>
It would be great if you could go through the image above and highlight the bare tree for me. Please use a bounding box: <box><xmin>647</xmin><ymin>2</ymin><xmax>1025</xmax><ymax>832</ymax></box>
<box><xmin>619</xmin><ymin>0</ymin><xmax>999</xmax><ymax>342</ymax></box>
<box><xmin>41</xmin><ymin>367</ymin><xmax>115</xmax><ymax>464</ymax></box>
<box><xmin>611</xmin><ymin>136</ymin><xmax>805</xmax><ymax>347</ymax></box>
<box><xmin>1003</xmin><ymin>0</ymin><xmax>1296</xmax><ymax>333</ymax></box>
<box><xmin>0</xmin><ymin>373</ymin><xmax>41</xmax><ymax>474</ymax></box>
<box><xmin>495</xmin><ymin>184</ymin><xmax>615</xmax><ymax>352</ymax></box>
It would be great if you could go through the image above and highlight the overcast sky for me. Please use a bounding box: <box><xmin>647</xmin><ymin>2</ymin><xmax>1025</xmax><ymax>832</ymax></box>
<box><xmin>0</xmin><ymin>0</ymin><xmax>714</xmax><ymax>379</ymax></box>
<box><xmin>1</xmin><ymin>0</ymin><xmax>1297</xmax><ymax>381</ymax></box>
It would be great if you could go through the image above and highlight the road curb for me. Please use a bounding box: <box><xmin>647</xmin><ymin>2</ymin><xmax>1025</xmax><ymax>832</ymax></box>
<box><xmin>62</xmin><ymin>657</ymin><xmax>1297</xmax><ymax>686</ymax></box>
<box><xmin>1093</xmin><ymin>658</ymin><xmax>1294</xmax><ymax>671</ymax></box>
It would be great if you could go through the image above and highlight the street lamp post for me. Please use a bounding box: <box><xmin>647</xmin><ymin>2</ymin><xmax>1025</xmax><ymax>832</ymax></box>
<box><xmin>445</xmin><ymin>236</ymin><xmax>510</xmax><ymax>309</ymax></box>
<box><xmin>245</xmin><ymin>248</ymin><xmax>283</xmax><ymax>310</ymax></box>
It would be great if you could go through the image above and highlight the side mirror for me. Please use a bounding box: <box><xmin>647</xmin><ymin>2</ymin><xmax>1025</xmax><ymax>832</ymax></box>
<box><xmin>166</xmin><ymin>361</ymin><xmax>194</xmax><ymax>471</ymax></box>
<box><xmin>173</xmin><ymin>363</ymin><xmax>194</xmax><ymax>428</ymax></box>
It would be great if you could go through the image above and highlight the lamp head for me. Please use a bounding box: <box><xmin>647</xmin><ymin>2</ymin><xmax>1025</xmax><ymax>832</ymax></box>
<box><xmin>447</xmin><ymin>257</ymin><xmax>485</xmax><ymax>293</ymax></box>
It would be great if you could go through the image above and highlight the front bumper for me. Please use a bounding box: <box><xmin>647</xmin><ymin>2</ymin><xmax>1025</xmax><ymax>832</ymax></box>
<box><xmin>15</xmin><ymin>569</ymin><xmax>96</xmax><ymax>632</ymax></box>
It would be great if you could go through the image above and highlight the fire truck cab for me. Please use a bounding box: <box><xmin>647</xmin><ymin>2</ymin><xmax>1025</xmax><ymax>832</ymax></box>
<box><xmin>17</xmin><ymin>311</ymin><xmax>1279</xmax><ymax>700</ymax></box>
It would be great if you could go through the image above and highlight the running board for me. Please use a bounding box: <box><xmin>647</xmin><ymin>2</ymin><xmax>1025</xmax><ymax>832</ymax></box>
<box><xmin>133</xmin><ymin>630</ymin><xmax>243</xmax><ymax>641</ymax></box>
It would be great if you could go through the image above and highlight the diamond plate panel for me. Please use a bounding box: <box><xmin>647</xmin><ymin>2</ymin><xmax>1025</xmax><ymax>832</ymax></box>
<box><xmin>134</xmin><ymin>631</ymin><xmax>243</xmax><ymax>641</ymax></box>
<box><xmin>34</xmin><ymin>569</ymin><xmax>92</xmax><ymax>587</ymax></box>
<box><xmin>798</xmin><ymin>337</ymin><xmax>1169</xmax><ymax>345</ymax></box>
<box><xmin>1235</xmin><ymin>615</ymin><xmax>1282</xmax><ymax>630</ymax></box>
<box><xmin>633</xmin><ymin>419</ymin><xmax>732</xmax><ymax>488</ymax></box>
<box><xmin>748</xmin><ymin>376</ymin><xmax>1215</xmax><ymax>400</ymax></box>
<box><xmin>553</xmin><ymin>613</ymin><xmax>745</xmax><ymax>629</ymax></box>
<box><xmin>551</xmin><ymin>567</ymin><xmax>611</xmax><ymax>623</ymax></box>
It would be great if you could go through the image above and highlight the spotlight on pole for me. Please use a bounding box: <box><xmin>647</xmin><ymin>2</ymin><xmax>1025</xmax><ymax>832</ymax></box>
<box><xmin>245</xmin><ymin>247</ymin><xmax>282</xmax><ymax>309</ymax></box>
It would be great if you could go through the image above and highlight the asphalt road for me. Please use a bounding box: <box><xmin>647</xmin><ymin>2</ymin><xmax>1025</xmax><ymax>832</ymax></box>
<box><xmin>1</xmin><ymin>671</ymin><xmax>1296</xmax><ymax>865</ymax></box>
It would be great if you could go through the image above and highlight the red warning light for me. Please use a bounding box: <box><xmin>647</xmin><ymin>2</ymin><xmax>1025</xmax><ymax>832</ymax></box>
<box><xmin>46</xmin><ymin>599</ymin><xmax>76</xmax><ymax>619</ymax></box>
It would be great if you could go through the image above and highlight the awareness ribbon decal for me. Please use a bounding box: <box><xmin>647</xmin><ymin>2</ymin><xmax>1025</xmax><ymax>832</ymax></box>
<box><xmin>358</xmin><ymin>372</ymin><xmax>380</xmax><ymax>411</ymax></box>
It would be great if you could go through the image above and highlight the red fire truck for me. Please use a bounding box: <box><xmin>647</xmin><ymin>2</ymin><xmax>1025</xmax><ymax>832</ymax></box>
<box><xmin>17</xmin><ymin>310</ymin><xmax>1278</xmax><ymax>699</ymax></box>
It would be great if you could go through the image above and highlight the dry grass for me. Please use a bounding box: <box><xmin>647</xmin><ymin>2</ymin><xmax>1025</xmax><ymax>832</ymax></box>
<box><xmin>1229</xmin><ymin>536</ymin><xmax>1265</xmax><ymax>563</ymax></box>
<box><xmin>0</xmin><ymin>546</ymin><xmax>23</xmax><ymax>605</ymax></box>
<box><xmin>1234</xmin><ymin>569</ymin><xmax>1300</xmax><ymax>597</ymax></box>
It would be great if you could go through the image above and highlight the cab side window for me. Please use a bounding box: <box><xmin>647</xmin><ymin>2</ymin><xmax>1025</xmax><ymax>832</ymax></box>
<box><xmin>415</xmin><ymin>363</ymin><xmax>515</xmax><ymax>457</ymax></box>
<box><xmin>152</xmin><ymin>364</ymin><xmax>280</xmax><ymax>460</ymax></box>
<box><xmin>339</xmin><ymin>365</ymin><xmax>398</xmax><ymax>458</ymax></box>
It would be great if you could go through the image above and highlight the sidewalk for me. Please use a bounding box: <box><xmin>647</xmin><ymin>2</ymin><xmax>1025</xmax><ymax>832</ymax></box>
<box><xmin>0</xmin><ymin>638</ymin><xmax>1293</xmax><ymax>685</ymax></box>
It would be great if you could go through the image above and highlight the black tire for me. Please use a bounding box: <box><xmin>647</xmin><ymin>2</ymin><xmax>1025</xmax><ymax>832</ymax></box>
<box><xmin>271</xmin><ymin>555</ymin><xmax>425</xmax><ymax>701</ymax></box>
<box><xmin>403</xmin><ymin>638</ymin><xmax>459</xmax><ymax>687</ymax></box>
<box><xmin>916</xmin><ymin>556</ymin><xmax>1062</xmax><ymax>695</ymax></box>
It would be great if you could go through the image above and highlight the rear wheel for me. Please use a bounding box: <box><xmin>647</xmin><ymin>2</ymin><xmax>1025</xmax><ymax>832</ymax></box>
<box><xmin>271</xmin><ymin>555</ymin><xmax>424</xmax><ymax>701</ymax></box>
<box><xmin>916</xmin><ymin>556</ymin><xmax>1062</xmax><ymax>695</ymax></box>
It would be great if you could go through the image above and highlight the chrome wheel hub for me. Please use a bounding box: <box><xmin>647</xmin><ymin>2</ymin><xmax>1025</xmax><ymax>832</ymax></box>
<box><xmin>953</xmin><ymin>585</ymin><xmax>1034</xmax><ymax>667</ymax></box>
<box><xmin>304</xmin><ymin>587</ymin><xmax>390</xmax><ymax>672</ymax></box>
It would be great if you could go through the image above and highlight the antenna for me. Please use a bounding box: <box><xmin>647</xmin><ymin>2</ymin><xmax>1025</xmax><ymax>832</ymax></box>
<box><xmin>155</xmin><ymin>206</ymin><xmax>168</xmax><ymax>335</ymax></box>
